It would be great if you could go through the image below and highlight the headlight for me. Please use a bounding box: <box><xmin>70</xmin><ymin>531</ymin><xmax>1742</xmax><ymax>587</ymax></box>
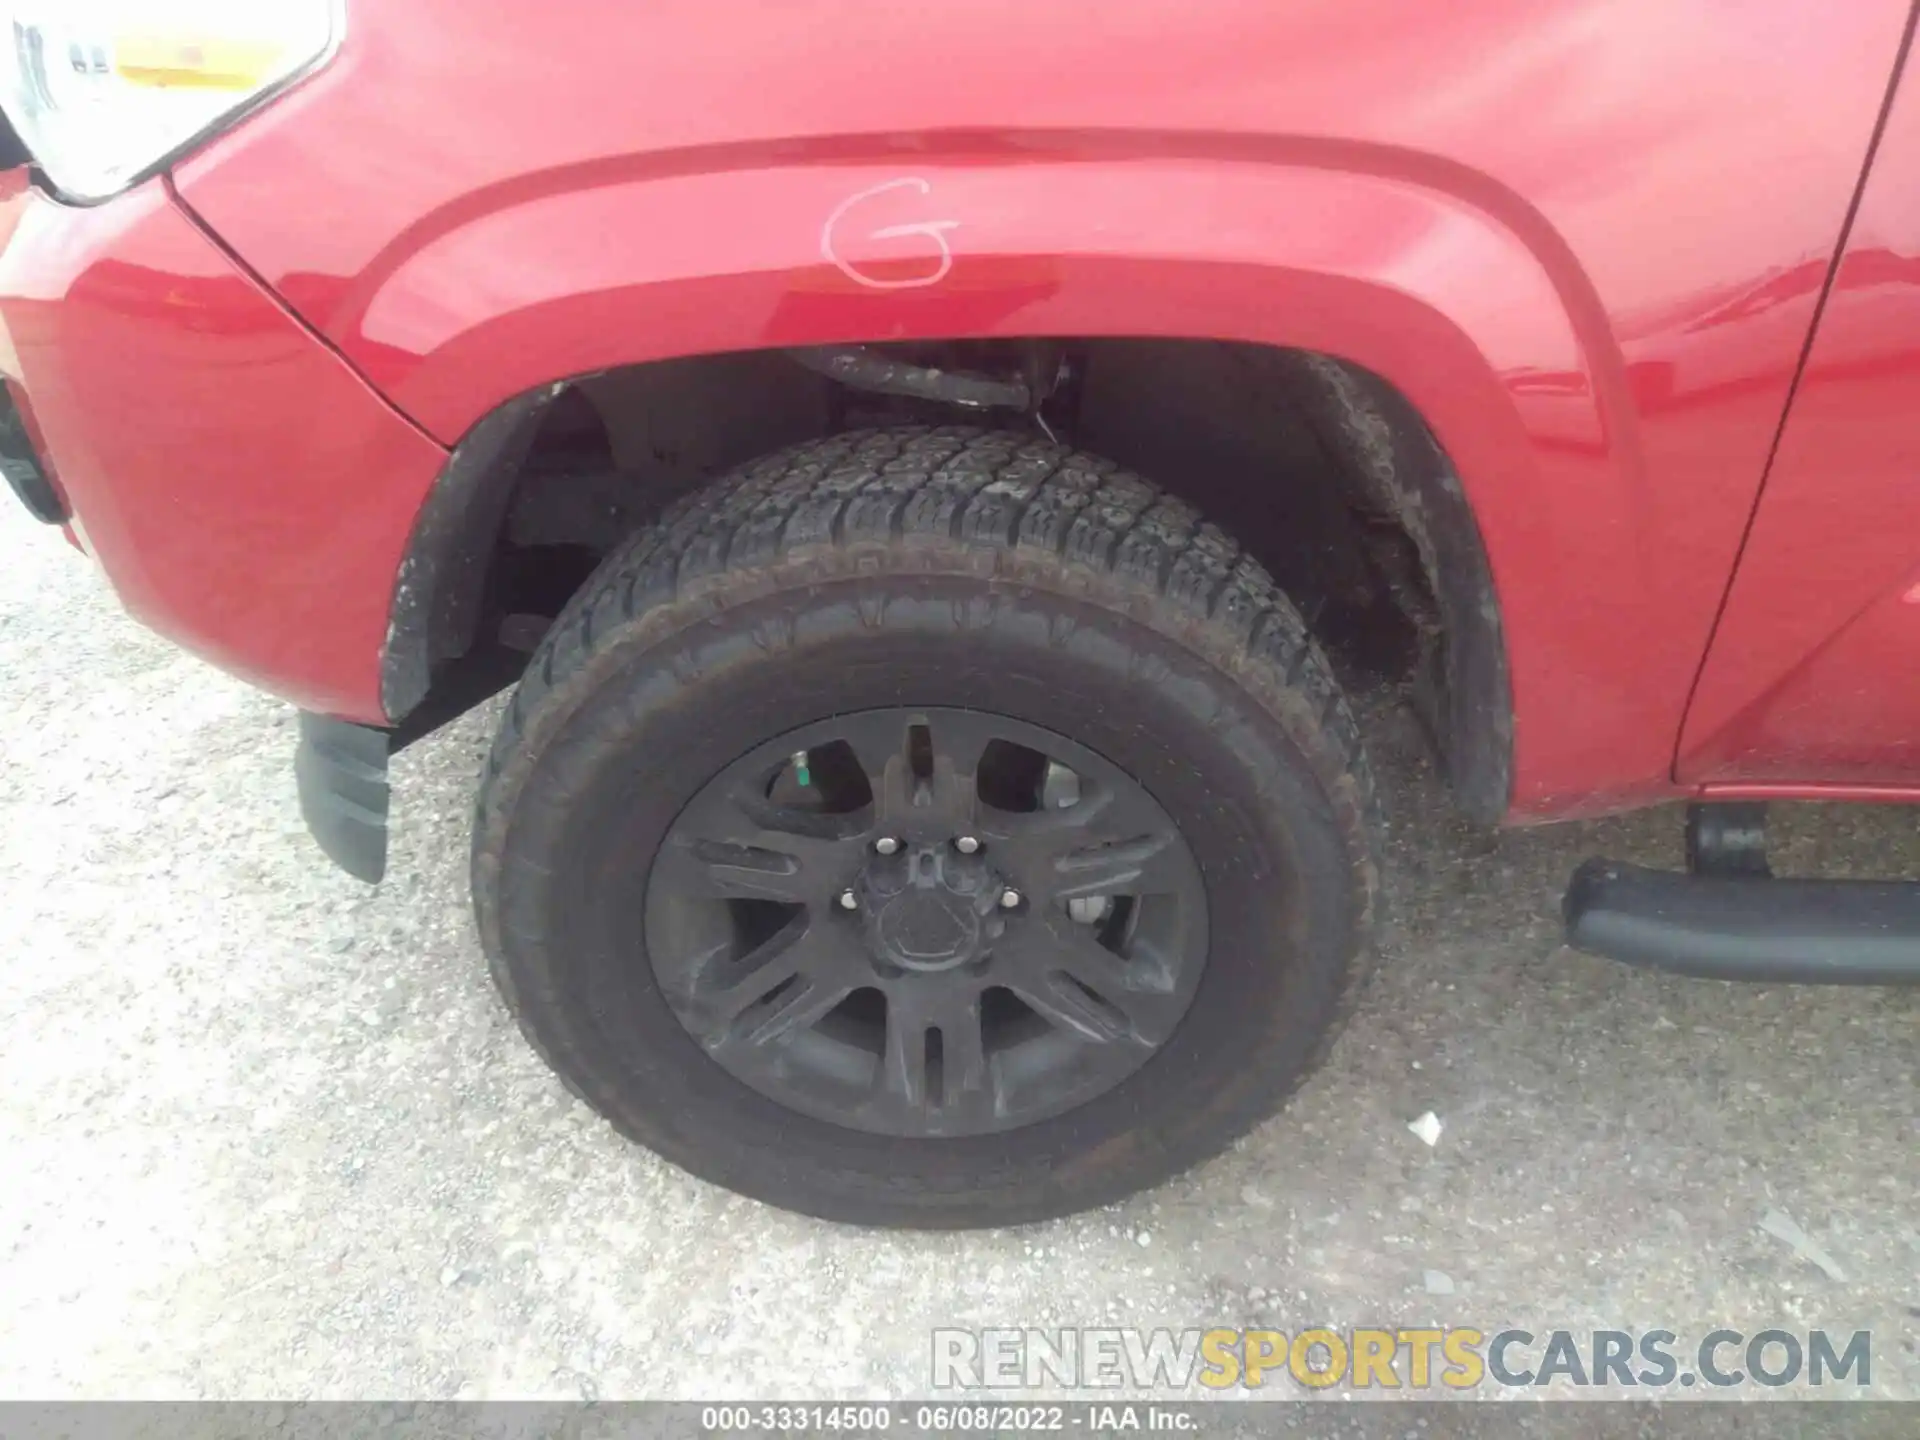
<box><xmin>0</xmin><ymin>0</ymin><xmax>340</xmax><ymax>203</ymax></box>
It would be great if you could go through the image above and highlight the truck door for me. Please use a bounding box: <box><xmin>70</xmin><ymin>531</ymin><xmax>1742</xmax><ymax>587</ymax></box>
<box><xmin>1679</xmin><ymin>61</ymin><xmax>1920</xmax><ymax>792</ymax></box>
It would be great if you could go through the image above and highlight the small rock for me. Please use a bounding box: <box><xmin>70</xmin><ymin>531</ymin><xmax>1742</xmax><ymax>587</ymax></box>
<box><xmin>1423</xmin><ymin>1270</ymin><xmax>1455</xmax><ymax>1296</ymax></box>
<box><xmin>1135</xmin><ymin>1231</ymin><xmax>1151</xmax><ymax>1248</ymax></box>
<box><xmin>1407</xmin><ymin>1111</ymin><xmax>1443</xmax><ymax>1147</ymax></box>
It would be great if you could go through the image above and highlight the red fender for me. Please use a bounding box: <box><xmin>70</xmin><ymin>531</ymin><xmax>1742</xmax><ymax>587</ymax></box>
<box><xmin>173</xmin><ymin>0</ymin><xmax>1910</xmax><ymax>818</ymax></box>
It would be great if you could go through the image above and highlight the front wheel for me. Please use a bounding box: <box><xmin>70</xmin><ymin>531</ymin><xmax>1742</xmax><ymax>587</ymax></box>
<box><xmin>473</xmin><ymin>427</ymin><xmax>1380</xmax><ymax>1227</ymax></box>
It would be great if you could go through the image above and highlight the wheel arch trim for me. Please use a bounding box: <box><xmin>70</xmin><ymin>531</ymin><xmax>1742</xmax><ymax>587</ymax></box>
<box><xmin>381</xmin><ymin>382</ymin><xmax>563</xmax><ymax>720</ymax></box>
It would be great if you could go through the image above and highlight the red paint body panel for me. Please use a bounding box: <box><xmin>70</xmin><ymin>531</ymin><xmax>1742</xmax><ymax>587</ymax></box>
<box><xmin>168</xmin><ymin>0</ymin><xmax>1911</xmax><ymax>819</ymax></box>
<box><xmin>3</xmin><ymin>2</ymin><xmax>1917</xmax><ymax>817</ymax></box>
<box><xmin>0</xmin><ymin>181</ymin><xmax>446</xmax><ymax>721</ymax></box>
<box><xmin>1679</xmin><ymin>72</ymin><xmax>1920</xmax><ymax>787</ymax></box>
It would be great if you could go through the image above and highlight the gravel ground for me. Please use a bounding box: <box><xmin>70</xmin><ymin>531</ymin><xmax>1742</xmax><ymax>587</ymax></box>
<box><xmin>0</xmin><ymin>499</ymin><xmax>1915</xmax><ymax>1406</ymax></box>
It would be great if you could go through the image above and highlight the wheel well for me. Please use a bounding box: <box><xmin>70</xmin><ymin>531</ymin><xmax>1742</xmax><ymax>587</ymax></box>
<box><xmin>386</xmin><ymin>340</ymin><xmax>1510</xmax><ymax>822</ymax></box>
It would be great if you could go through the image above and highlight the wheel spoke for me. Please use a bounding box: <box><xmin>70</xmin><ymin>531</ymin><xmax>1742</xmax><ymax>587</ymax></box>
<box><xmin>702</xmin><ymin>924</ymin><xmax>857</xmax><ymax>1051</ymax></box>
<box><xmin>975</xmin><ymin>791</ymin><xmax>1110</xmax><ymax>853</ymax></box>
<box><xmin>1004</xmin><ymin>977</ymin><xmax>1124</xmax><ymax>1044</ymax></box>
<box><xmin>687</xmin><ymin>921</ymin><xmax>807</xmax><ymax>1020</ymax></box>
<box><xmin>998</xmin><ymin>922</ymin><xmax>1184</xmax><ymax>1047</ymax></box>
<box><xmin>1048</xmin><ymin>831</ymin><xmax>1184</xmax><ymax>902</ymax></box>
<box><xmin>878</xmin><ymin>999</ymin><xmax>931</xmax><ymax>1113</ymax></box>
<box><xmin>732</xmin><ymin>974</ymin><xmax>854</xmax><ymax>1047</ymax></box>
<box><xmin>654</xmin><ymin>786</ymin><xmax>862</xmax><ymax>904</ymax></box>
<box><xmin>936</xmin><ymin>999</ymin><xmax>997</xmax><ymax>1125</ymax></box>
<box><xmin>649</xmin><ymin>837</ymin><xmax>810</xmax><ymax>904</ymax></box>
<box><xmin>832</xmin><ymin>712</ymin><xmax>909</xmax><ymax>828</ymax></box>
<box><xmin>838</xmin><ymin>709</ymin><xmax>999</xmax><ymax>828</ymax></box>
<box><xmin>981</xmin><ymin>780</ymin><xmax>1185</xmax><ymax>903</ymax></box>
<box><xmin>922</xmin><ymin>710</ymin><xmax>999</xmax><ymax>792</ymax></box>
<box><xmin>872</xmin><ymin>985</ymin><xmax>999</xmax><ymax>1128</ymax></box>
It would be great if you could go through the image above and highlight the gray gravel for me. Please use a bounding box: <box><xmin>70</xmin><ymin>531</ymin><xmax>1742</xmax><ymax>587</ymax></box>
<box><xmin>1</xmin><ymin>500</ymin><xmax>1915</xmax><ymax>1402</ymax></box>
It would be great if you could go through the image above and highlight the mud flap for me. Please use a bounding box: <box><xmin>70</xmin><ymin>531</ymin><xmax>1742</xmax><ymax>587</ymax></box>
<box><xmin>294</xmin><ymin>712</ymin><xmax>391</xmax><ymax>884</ymax></box>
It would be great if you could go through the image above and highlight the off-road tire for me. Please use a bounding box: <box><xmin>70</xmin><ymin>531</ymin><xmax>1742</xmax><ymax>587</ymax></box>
<box><xmin>473</xmin><ymin>426</ymin><xmax>1381</xmax><ymax>1227</ymax></box>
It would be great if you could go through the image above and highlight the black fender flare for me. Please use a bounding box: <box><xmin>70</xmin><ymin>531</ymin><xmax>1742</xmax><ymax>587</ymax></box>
<box><xmin>381</xmin><ymin>383</ymin><xmax>565</xmax><ymax>722</ymax></box>
<box><xmin>1268</xmin><ymin>352</ymin><xmax>1513</xmax><ymax>825</ymax></box>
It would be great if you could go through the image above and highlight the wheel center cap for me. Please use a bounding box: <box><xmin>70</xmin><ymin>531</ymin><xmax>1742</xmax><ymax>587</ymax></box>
<box><xmin>876</xmin><ymin>891</ymin><xmax>981</xmax><ymax>972</ymax></box>
<box><xmin>858</xmin><ymin>844</ymin><xmax>998</xmax><ymax>974</ymax></box>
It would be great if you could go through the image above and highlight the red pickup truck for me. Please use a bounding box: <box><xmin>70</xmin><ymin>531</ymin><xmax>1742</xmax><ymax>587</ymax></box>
<box><xmin>3</xmin><ymin>0</ymin><xmax>1917</xmax><ymax>1228</ymax></box>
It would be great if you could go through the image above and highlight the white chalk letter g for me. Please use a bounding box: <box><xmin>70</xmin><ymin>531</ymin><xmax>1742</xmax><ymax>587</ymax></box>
<box><xmin>822</xmin><ymin>178</ymin><xmax>959</xmax><ymax>290</ymax></box>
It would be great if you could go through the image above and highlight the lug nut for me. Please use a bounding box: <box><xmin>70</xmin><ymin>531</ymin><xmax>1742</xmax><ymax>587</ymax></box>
<box><xmin>838</xmin><ymin>889</ymin><xmax>859</xmax><ymax>911</ymax></box>
<box><xmin>874</xmin><ymin>836</ymin><xmax>901</xmax><ymax>856</ymax></box>
<box><xmin>999</xmin><ymin>888</ymin><xmax>1022</xmax><ymax>910</ymax></box>
<box><xmin>955</xmin><ymin>836</ymin><xmax>980</xmax><ymax>855</ymax></box>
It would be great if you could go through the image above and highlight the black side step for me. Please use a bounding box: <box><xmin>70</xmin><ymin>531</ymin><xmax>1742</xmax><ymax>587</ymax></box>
<box><xmin>1564</xmin><ymin>859</ymin><xmax>1920</xmax><ymax>985</ymax></box>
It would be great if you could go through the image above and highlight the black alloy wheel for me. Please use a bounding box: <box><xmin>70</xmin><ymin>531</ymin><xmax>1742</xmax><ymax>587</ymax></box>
<box><xmin>644</xmin><ymin>707</ymin><xmax>1208</xmax><ymax>1138</ymax></box>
